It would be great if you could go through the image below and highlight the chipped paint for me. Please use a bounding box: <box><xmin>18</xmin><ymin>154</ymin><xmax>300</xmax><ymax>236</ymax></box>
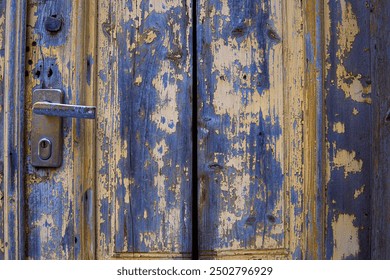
<box><xmin>336</xmin><ymin>64</ymin><xmax>372</xmax><ymax>104</ymax></box>
<box><xmin>150</xmin><ymin>61</ymin><xmax>180</xmax><ymax>134</ymax></box>
<box><xmin>336</xmin><ymin>0</ymin><xmax>371</xmax><ymax>104</ymax></box>
<box><xmin>353</xmin><ymin>185</ymin><xmax>365</xmax><ymax>200</ymax></box>
<box><xmin>336</xmin><ymin>0</ymin><xmax>358</xmax><ymax>58</ymax></box>
<box><xmin>332</xmin><ymin>214</ymin><xmax>359</xmax><ymax>259</ymax></box>
<box><xmin>134</xmin><ymin>75</ymin><xmax>143</xmax><ymax>86</ymax></box>
<box><xmin>22</xmin><ymin>0</ymin><xmax>97</xmax><ymax>259</ymax></box>
<box><xmin>96</xmin><ymin>0</ymin><xmax>192</xmax><ymax>258</ymax></box>
<box><xmin>333</xmin><ymin>149</ymin><xmax>363</xmax><ymax>178</ymax></box>
<box><xmin>198</xmin><ymin>0</ymin><xmax>300</xmax><ymax>258</ymax></box>
<box><xmin>325</xmin><ymin>0</ymin><xmax>372</xmax><ymax>259</ymax></box>
<box><xmin>1</xmin><ymin>0</ymin><xmax>379</xmax><ymax>260</ymax></box>
<box><xmin>332</xmin><ymin>122</ymin><xmax>345</xmax><ymax>134</ymax></box>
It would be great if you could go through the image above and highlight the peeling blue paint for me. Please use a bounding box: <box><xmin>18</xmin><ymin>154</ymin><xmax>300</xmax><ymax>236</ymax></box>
<box><xmin>98</xmin><ymin>2</ymin><xmax>193</xmax><ymax>254</ymax></box>
<box><xmin>198</xmin><ymin>0</ymin><xmax>286</xmax><ymax>254</ymax></box>
<box><xmin>325</xmin><ymin>0</ymin><xmax>371</xmax><ymax>260</ymax></box>
<box><xmin>33</xmin><ymin>1</ymin><xmax>72</xmax><ymax>47</ymax></box>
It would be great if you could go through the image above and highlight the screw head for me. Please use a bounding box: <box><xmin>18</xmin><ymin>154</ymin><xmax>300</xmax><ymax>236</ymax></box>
<box><xmin>45</xmin><ymin>15</ymin><xmax>62</xmax><ymax>33</ymax></box>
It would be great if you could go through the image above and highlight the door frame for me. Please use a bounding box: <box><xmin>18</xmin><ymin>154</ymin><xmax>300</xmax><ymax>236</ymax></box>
<box><xmin>2</xmin><ymin>0</ymin><xmax>27</xmax><ymax>260</ymax></box>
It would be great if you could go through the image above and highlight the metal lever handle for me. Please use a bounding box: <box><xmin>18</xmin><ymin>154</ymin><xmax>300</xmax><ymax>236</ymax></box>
<box><xmin>31</xmin><ymin>88</ymin><xmax>95</xmax><ymax>167</ymax></box>
<box><xmin>33</xmin><ymin>101</ymin><xmax>96</xmax><ymax>119</ymax></box>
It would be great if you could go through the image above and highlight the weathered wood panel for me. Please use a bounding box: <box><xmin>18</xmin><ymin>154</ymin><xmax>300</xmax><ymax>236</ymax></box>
<box><xmin>0</xmin><ymin>0</ymin><xmax>6</xmax><ymax>260</ymax></box>
<box><xmin>371</xmin><ymin>0</ymin><xmax>390</xmax><ymax>260</ymax></box>
<box><xmin>3</xmin><ymin>0</ymin><xmax>385</xmax><ymax>260</ymax></box>
<box><xmin>197</xmin><ymin>0</ymin><xmax>305</xmax><ymax>259</ymax></box>
<box><xmin>96</xmin><ymin>0</ymin><xmax>193</xmax><ymax>259</ymax></box>
<box><xmin>324</xmin><ymin>0</ymin><xmax>372</xmax><ymax>259</ymax></box>
<box><xmin>1</xmin><ymin>0</ymin><xmax>27</xmax><ymax>260</ymax></box>
<box><xmin>302</xmin><ymin>0</ymin><xmax>326</xmax><ymax>259</ymax></box>
<box><xmin>24</xmin><ymin>0</ymin><xmax>94</xmax><ymax>259</ymax></box>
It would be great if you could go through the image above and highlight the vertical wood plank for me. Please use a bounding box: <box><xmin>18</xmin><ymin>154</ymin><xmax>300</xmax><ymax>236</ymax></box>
<box><xmin>371</xmin><ymin>0</ymin><xmax>390</xmax><ymax>259</ymax></box>
<box><xmin>24</xmin><ymin>0</ymin><xmax>93</xmax><ymax>259</ymax></box>
<box><xmin>2</xmin><ymin>0</ymin><xmax>27</xmax><ymax>260</ymax></box>
<box><xmin>324</xmin><ymin>0</ymin><xmax>372</xmax><ymax>259</ymax></box>
<box><xmin>303</xmin><ymin>0</ymin><xmax>326</xmax><ymax>259</ymax></box>
<box><xmin>283</xmin><ymin>0</ymin><xmax>305</xmax><ymax>259</ymax></box>
<box><xmin>80</xmin><ymin>1</ymin><xmax>97</xmax><ymax>260</ymax></box>
<box><xmin>96</xmin><ymin>0</ymin><xmax>193</xmax><ymax>259</ymax></box>
<box><xmin>197</xmin><ymin>0</ymin><xmax>305</xmax><ymax>259</ymax></box>
<box><xmin>0</xmin><ymin>0</ymin><xmax>6</xmax><ymax>260</ymax></box>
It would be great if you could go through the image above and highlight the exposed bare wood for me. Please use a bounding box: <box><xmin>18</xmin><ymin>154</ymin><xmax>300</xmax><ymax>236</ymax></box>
<box><xmin>96</xmin><ymin>0</ymin><xmax>193</xmax><ymax>259</ymax></box>
<box><xmin>24</xmin><ymin>0</ymin><xmax>94</xmax><ymax>259</ymax></box>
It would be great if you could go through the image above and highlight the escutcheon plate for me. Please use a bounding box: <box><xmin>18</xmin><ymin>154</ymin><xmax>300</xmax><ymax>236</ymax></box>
<box><xmin>31</xmin><ymin>89</ymin><xmax>63</xmax><ymax>167</ymax></box>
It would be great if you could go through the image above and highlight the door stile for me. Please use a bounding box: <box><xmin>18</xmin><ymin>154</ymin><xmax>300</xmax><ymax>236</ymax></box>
<box><xmin>302</xmin><ymin>0</ymin><xmax>326</xmax><ymax>259</ymax></box>
<box><xmin>283</xmin><ymin>0</ymin><xmax>306</xmax><ymax>259</ymax></box>
<box><xmin>1</xmin><ymin>0</ymin><xmax>27</xmax><ymax>260</ymax></box>
<box><xmin>24</xmin><ymin>0</ymin><xmax>94</xmax><ymax>259</ymax></box>
<box><xmin>66</xmin><ymin>0</ymin><xmax>99</xmax><ymax>260</ymax></box>
<box><xmin>73</xmin><ymin>0</ymin><xmax>98</xmax><ymax>260</ymax></box>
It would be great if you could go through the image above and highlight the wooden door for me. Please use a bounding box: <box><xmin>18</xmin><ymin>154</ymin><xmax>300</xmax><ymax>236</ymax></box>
<box><xmin>0</xmin><ymin>0</ymin><xmax>389</xmax><ymax>260</ymax></box>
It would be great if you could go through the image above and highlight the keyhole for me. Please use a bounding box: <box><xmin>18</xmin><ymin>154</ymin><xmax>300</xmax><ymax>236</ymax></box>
<box><xmin>38</xmin><ymin>138</ymin><xmax>52</xmax><ymax>160</ymax></box>
<box><xmin>40</xmin><ymin>140</ymin><xmax>48</xmax><ymax>149</ymax></box>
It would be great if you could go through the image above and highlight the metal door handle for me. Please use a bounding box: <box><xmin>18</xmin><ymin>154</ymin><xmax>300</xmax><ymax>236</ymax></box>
<box><xmin>33</xmin><ymin>101</ymin><xmax>96</xmax><ymax>119</ymax></box>
<box><xmin>31</xmin><ymin>89</ymin><xmax>95</xmax><ymax>168</ymax></box>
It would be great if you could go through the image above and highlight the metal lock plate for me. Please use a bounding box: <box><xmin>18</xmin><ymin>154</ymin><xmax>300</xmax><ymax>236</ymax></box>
<box><xmin>31</xmin><ymin>89</ymin><xmax>63</xmax><ymax>167</ymax></box>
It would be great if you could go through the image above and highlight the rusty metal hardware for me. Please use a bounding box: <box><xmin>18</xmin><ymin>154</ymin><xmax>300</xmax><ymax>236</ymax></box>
<box><xmin>31</xmin><ymin>89</ymin><xmax>96</xmax><ymax>168</ymax></box>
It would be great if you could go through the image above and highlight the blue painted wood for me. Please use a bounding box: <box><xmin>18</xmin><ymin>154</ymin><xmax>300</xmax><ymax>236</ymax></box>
<box><xmin>7</xmin><ymin>0</ymin><xmax>387</xmax><ymax>260</ymax></box>
<box><xmin>1</xmin><ymin>0</ymin><xmax>27</xmax><ymax>260</ymax></box>
<box><xmin>116</xmin><ymin>4</ymin><xmax>193</xmax><ymax>255</ymax></box>
<box><xmin>24</xmin><ymin>0</ymin><xmax>77</xmax><ymax>259</ymax></box>
<box><xmin>325</xmin><ymin>0</ymin><xmax>372</xmax><ymax>259</ymax></box>
<box><xmin>97</xmin><ymin>1</ymin><xmax>193</xmax><ymax>257</ymax></box>
<box><xmin>0</xmin><ymin>0</ymin><xmax>5</xmax><ymax>260</ymax></box>
<box><xmin>197</xmin><ymin>0</ymin><xmax>286</xmax><ymax>257</ymax></box>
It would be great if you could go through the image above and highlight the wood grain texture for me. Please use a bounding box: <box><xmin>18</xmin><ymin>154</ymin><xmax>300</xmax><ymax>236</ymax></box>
<box><xmin>24</xmin><ymin>0</ymin><xmax>94</xmax><ymax>259</ymax></box>
<box><xmin>0</xmin><ymin>0</ymin><xmax>5</xmax><ymax>260</ymax></box>
<box><xmin>197</xmin><ymin>0</ymin><xmax>305</xmax><ymax>259</ymax></box>
<box><xmin>371</xmin><ymin>0</ymin><xmax>390</xmax><ymax>260</ymax></box>
<box><xmin>3</xmin><ymin>0</ymin><xmax>385</xmax><ymax>260</ymax></box>
<box><xmin>96</xmin><ymin>0</ymin><xmax>193</xmax><ymax>259</ymax></box>
<box><xmin>1</xmin><ymin>0</ymin><xmax>27</xmax><ymax>260</ymax></box>
<box><xmin>324</xmin><ymin>0</ymin><xmax>372</xmax><ymax>259</ymax></box>
<box><xmin>80</xmin><ymin>1</ymin><xmax>97</xmax><ymax>260</ymax></box>
<box><xmin>302</xmin><ymin>0</ymin><xmax>326</xmax><ymax>259</ymax></box>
